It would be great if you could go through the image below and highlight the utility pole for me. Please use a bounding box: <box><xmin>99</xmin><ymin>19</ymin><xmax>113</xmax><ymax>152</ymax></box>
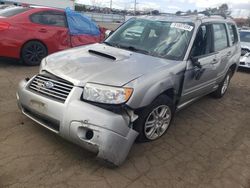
<box><xmin>134</xmin><ymin>0</ymin><xmax>137</xmax><ymax>15</ymax></box>
<box><xmin>110</xmin><ymin>0</ymin><xmax>112</xmax><ymax>10</ymax></box>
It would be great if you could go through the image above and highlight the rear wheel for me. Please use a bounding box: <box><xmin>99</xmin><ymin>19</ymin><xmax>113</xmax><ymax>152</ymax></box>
<box><xmin>21</xmin><ymin>41</ymin><xmax>47</xmax><ymax>66</ymax></box>
<box><xmin>211</xmin><ymin>69</ymin><xmax>232</xmax><ymax>98</ymax></box>
<box><xmin>134</xmin><ymin>95</ymin><xmax>174</xmax><ymax>142</ymax></box>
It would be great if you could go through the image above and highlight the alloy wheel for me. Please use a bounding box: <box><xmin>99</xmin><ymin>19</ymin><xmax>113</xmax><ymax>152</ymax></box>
<box><xmin>23</xmin><ymin>43</ymin><xmax>46</xmax><ymax>65</ymax></box>
<box><xmin>144</xmin><ymin>105</ymin><xmax>171</xmax><ymax>140</ymax></box>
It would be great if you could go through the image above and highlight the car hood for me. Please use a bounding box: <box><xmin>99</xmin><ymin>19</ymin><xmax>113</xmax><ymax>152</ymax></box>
<box><xmin>42</xmin><ymin>43</ymin><xmax>176</xmax><ymax>87</ymax></box>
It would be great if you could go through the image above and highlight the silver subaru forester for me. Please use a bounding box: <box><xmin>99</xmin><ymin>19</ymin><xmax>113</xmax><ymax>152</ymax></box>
<box><xmin>17</xmin><ymin>14</ymin><xmax>241</xmax><ymax>166</ymax></box>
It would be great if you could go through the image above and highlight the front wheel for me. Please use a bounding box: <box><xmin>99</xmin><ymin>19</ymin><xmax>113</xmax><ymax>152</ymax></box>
<box><xmin>134</xmin><ymin>95</ymin><xmax>174</xmax><ymax>142</ymax></box>
<box><xmin>211</xmin><ymin>69</ymin><xmax>232</xmax><ymax>98</ymax></box>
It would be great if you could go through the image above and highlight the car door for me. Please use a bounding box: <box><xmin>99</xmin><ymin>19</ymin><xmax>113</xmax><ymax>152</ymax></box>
<box><xmin>29</xmin><ymin>10</ymin><xmax>71</xmax><ymax>53</ymax></box>
<box><xmin>211</xmin><ymin>23</ymin><xmax>232</xmax><ymax>82</ymax></box>
<box><xmin>180</xmin><ymin>24</ymin><xmax>218</xmax><ymax>103</ymax></box>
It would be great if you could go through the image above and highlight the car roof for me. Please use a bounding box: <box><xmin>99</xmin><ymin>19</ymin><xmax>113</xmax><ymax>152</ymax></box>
<box><xmin>0</xmin><ymin>4</ymin><xmax>7</xmax><ymax>6</ymax></box>
<box><xmin>135</xmin><ymin>14</ymin><xmax>235</xmax><ymax>25</ymax></box>
<box><xmin>4</xmin><ymin>5</ymin><xmax>63</xmax><ymax>12</ymax></box>
<box><xmin>29</xmin><ymin>5</ymin><xmax>63</xmax><ymax>11</ymax></box>
<box><xmin>136</xmin><ymin>15</ymin><xmax>198</xmax><ymax>23</ymax></box>
<box><xmin>0</xmin><ymin>6</ymin><xmax>64</xmax><ymax>18</ymax></box>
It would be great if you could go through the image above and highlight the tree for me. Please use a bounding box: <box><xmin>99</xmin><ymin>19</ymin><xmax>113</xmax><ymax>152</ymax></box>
<box><xmin>219</xmin><ymin>4</ymin><xmax>228</xmax><ymax>13</ymax></box>
<box><xmin>151</xmin><ymin>10</ymin><xmax>160</xmax><ymax>15</ymax></box>
<box><xmin>175</xmin><ymin>9</ymin><xmax>198</xmax><ymax>15</ymax></box>
<box><xmin>75</xmin><ymin>4</ymin><xmax>86</xmax><ymax>12</ymax></box>
<box><xmin>205</xmin><ymin>3</ymin><xmax>231</xmax><ymax>15</ymax></box>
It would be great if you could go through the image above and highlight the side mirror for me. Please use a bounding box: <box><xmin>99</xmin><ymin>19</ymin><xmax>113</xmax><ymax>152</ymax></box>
<box><xmin>190</xmin><ymin>56</ymin><xmax>204</xmax><ymax>80</ymax></box>
<box><xmin>105</xmin><ymin>30</ymin><xmax>113</xmax><ymax>38</ymax></box>
<box><xmin>190</xmin><ymin>56</ymin><xmax>202</xmax><ymax>69</ymax></box>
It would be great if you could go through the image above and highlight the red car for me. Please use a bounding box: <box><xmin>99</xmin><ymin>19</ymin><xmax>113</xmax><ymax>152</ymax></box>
<box><xmin>0</xmin><ymin>6</ymin><xmax>105</xmax><ymax>65</ymax></box>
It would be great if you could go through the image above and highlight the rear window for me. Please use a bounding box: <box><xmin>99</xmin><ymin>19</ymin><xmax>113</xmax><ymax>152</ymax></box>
<box><xmin>30</xmin><ymin>11</ymin><xmax>67</xmax><ymax>27</ymax></box>
<box><xmin>0</xmin><ymin>7</ymin><xmax>30</xmax><ymax>17</ymax></box>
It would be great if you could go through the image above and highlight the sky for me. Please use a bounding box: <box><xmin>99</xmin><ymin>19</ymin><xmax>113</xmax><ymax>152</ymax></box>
<box><xmin>76</xmin><ymin>0</ymin><xmax>250</xmax><ymax>17</ymax></box>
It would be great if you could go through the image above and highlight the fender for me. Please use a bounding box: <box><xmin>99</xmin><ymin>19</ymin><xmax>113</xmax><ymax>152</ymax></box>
<box><xmin>125</xmin><ymin>67</ymin><xmax>185</xmax><ymax>109</ymax></box>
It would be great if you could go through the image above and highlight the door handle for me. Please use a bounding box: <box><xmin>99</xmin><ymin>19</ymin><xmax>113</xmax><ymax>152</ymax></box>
<box><xmin>227</xmin><ymin>51</ymin><xmax>232</xmax><ymax>56</ymax></box>
<box><xmin>39</xmin><ymin>28</ymin><xmax>47</xmax><ymax>33</ymax></box>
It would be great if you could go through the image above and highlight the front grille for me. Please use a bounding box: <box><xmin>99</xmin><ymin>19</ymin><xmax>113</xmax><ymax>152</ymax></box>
<box><xmin>29</xmin><ymin>75</ymin><xmax>73</xmax><ymax>102</ymax></box>
<box><xmin>240</xmin><ymin>62</ymin><xmax>246</xmax><ymax>65</ymax></box>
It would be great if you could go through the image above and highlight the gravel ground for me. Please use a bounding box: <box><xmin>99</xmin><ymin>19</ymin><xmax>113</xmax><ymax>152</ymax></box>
<box><xmin>0</xmin><ymin>58</ymin><xmax>249</xmax><ymax>188</ymax></box>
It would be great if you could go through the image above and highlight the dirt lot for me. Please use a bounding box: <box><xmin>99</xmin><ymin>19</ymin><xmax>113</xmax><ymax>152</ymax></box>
<box><xmin>0</xmin><ymin>58</ymin><xmax>250</xmax><ymax>188</ymax></box>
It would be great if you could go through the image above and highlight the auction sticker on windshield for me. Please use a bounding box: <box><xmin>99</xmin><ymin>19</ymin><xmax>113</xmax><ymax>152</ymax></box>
<box><xmin>170</xmin><ymin>23</ymin><xmax>194</xmax><ymax>32</ymax></box>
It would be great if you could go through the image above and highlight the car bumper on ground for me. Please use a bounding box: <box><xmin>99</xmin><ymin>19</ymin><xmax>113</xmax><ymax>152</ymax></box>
<box><xmin>17</xmin><ymin>78</ymin><xmax>138</xmax><ymax>166</ymax></box>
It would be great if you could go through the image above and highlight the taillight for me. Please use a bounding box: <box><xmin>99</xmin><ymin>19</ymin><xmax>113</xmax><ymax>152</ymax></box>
<box><xmin>0</xmin><ymin>22</ymin><xmax>10</xmax><ymax>31</ymax></box>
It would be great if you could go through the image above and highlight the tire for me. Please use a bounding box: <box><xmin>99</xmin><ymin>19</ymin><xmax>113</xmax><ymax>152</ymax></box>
<box><xmin>211</xmin><ymin>69</ymin><xmax>233</xmax><ymax>98</ymax></box>
<box><xmin>133</xmin><ymin>95</ymin><xmax>174</xmax><ymax>142</ymax></box>
<box><xmin>21</xmin><ymin>41</ymin><xmax>47</xmax><ymax>66</ymax></box>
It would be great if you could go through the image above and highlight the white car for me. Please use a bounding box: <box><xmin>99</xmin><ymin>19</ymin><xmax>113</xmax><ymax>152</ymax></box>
<box><xmin>239</xmin><ymin>30</ymin><xmax>250</xmax><ymax>68</ymax></box>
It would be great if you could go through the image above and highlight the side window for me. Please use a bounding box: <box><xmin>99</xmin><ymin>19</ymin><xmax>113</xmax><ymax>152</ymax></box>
<box><xmin>228</xmin><ymin>24</ymin><xmax>238</xmax><ymax>45</ymax></box>
<box><xmin>190</xmin><ymin>25</ymin><xmax>212</xmax><ymax>57</ymax></box>
<box><xmin>30</xmin><ymin>11</ymin><xmax>67</xmax><ymax>27</ymax></box>
<box><xmin>213</xmin><ymin>24</ymin><xmax>228</xmax><ymax>51</ymax></box>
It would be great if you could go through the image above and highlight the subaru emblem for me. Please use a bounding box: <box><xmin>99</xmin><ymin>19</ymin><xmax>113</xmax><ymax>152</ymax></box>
<box><xmin>44</xmin><ymin>81</ymin><xmax>54</xmax><ymax>89</ymax></box>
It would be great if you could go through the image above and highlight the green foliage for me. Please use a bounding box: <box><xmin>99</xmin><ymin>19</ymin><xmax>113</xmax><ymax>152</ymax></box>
<box><xmin>205</xmin><ymin>3</ymin><xmax>231</xmax><ymax>15</ymax></box>
<box><xmin>75</xmin><ymin>4</ymin><xmax>86</xmax><ymax>12</ymax></box>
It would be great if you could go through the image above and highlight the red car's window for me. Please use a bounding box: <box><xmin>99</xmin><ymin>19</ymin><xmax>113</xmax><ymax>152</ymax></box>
<box><xmin>0</xmin><ymin>7</ymin><xmax>30</xmax><ymax>17</ymax></box>
<box><xmin>30</xmin><ymin>11</ymin><xmax>67</xmax><ymax>28</ymax></box>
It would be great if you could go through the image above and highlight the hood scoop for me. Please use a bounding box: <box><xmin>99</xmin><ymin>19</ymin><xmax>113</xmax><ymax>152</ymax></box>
<box><xmin>88</xmin><ymin>49</ymin><xmax>116</xmax><ymax>60</ymax></box>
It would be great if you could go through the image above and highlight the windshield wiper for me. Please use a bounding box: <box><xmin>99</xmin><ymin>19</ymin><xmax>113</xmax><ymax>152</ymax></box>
<box><xmin>118</xmin><ymin>45</ymin><xmax>149</xmax><ymax>55</ymax></box>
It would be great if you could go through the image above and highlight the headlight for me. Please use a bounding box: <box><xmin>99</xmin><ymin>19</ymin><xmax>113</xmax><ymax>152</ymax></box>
<box><xmin>83</xmin><ymin>83</ymin><xmax>133</xmax><ymax>104</ymax></box>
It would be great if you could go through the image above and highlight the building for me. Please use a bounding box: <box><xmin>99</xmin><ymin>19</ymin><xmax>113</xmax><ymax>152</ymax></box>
<box><xmin>0</xmin><ymin>0</ymin><xmax>75</xmax><ymax>9</ymax></box>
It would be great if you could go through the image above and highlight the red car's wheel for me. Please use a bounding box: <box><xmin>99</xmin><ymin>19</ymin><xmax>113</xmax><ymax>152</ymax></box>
<box><xmin>21</xmin><ymin>41</ymin><xmax>47</xmax><ymax>66</ymax></box>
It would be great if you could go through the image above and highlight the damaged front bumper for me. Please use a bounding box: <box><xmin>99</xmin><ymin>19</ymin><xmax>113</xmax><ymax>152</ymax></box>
<box><xmin>17</xmin><ymin>78</ymin><xmax>138</xmax><ymax>166</ymax></box>
<box><xmin>240</xmin><ymin>54</ymin><xmax>250</xmax><ymax>68</ymax></box>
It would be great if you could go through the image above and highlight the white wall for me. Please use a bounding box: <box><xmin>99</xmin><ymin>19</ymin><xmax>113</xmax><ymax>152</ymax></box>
<box><xmin>3</xmin><ymin>0</ymin><xmax>74</xmax><ymax>9</ymax></box>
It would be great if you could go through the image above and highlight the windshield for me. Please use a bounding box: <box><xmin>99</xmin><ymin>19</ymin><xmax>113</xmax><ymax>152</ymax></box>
<box><xmin>240</xmin><ymin>31</ymin><xmax>250</xmax><ymax>43</ymax></box>
<box><xmin>104</xmin><ymin>18</ymin><xmax>194</xmax><ymax>60</ymax></box>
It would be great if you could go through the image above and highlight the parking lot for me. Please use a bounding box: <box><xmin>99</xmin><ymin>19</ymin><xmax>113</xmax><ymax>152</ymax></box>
<box><xmin>0</xmin><ymin>58</ymin><xmax>249</xmax><ymax>187</ymax></box>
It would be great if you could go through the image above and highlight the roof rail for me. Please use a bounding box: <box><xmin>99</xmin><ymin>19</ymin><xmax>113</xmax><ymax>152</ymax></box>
<box><xmin>175</xmin><ymin>11</ymin><xmax>229</xmax><ymax>19</ymax></box>
<box><xmin>208</xmin><ymin>12</ymin><xmax>227</xmax><ymax>19</ymax></box>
